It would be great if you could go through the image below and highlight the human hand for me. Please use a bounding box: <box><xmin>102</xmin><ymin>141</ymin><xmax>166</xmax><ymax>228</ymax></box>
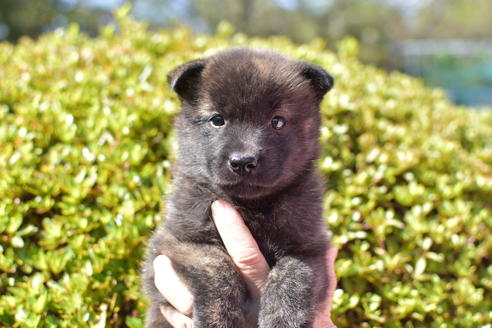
<box><xmin>153</xmin><ymin>199</ymin><xmax>337</xmax><ymax>328</ymax></box>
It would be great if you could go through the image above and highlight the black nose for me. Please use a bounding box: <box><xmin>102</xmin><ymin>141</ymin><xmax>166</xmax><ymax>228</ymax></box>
<box><xmin>228</xmin><ymin>155</ymin><xmax>257</xmax><ymax>175</ymax></box>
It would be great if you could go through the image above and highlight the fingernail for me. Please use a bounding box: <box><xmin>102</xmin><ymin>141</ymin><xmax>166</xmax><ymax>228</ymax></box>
<box><xmin>153</xmin><ymin>255</ymin><xmax>172</xmax><ymax>271</ymax></box>
<box><xmin>211</xmin><ymin>199</ymin><xmax>226</xmax><ymax>213</ymax></box>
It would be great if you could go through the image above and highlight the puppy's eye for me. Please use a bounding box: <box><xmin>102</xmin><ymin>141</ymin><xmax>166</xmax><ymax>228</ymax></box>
<box><xmin>209</xmin><ymin>114</ymin><xmax>225</xmax><ymax>128</ymax></box>
<box><xmin>271</xmin><ymin>116</ymin><xmax>286</xmax><ymax>130</ymax></box>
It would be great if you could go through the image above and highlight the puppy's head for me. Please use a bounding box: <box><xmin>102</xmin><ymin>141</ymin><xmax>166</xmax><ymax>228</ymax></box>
<box><xmin>169</xmin><ymin>48</ymin><xmax>333</xmax><ymax>199</ymax></box>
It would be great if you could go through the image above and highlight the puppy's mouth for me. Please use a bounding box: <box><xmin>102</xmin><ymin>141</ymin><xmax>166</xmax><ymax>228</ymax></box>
<box><xmin>220</xmin><ymin>182</ymin><xmax>273</xmax><ymax>199</ymax></box>
<box><xmin>208</xmin><ymin>157</ymin><xmax>283</xmax><ymax>198</ymax></box>
<box><xmin>219</xmin><ymin>179</ymin><xmax>275</xmax><ymax>189</ymax></box>
<box><xmin>216</xmin><ymin>175</ymin><xmax>281</xmax><ymax>199</ymax></box>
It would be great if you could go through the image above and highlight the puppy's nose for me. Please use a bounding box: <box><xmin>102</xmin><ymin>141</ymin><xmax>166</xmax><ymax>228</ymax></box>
<box><xmin>228</xmin><ymin>154</ymin><xmax>257</xmax><ymax>175</ymax></box>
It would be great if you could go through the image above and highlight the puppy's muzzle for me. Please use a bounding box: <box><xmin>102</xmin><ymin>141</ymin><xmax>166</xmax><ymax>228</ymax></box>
<box><xmin>228</xmin><ymin>154</ymin><xmax>257</xmax><ymax>176</ymax></box>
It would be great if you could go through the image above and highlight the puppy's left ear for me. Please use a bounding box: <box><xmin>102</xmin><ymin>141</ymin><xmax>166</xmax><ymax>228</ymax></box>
<box><xmin>299</xmin><ymin>62</ymin><xmax>334</xmax><ymax>99</ymax></box>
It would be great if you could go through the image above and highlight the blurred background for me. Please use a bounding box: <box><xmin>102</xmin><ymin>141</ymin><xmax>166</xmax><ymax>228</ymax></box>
<box><xmin>1</xmin><ymin>0</ymin><xmax>491</xmax><ymax>108</ymax></box>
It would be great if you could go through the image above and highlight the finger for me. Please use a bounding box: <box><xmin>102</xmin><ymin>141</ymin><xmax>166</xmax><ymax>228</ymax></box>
<box><xmin>211</xmin><ymin>199</ymin><xmax>270</xmax><ymax>300</ymax></box>
<box><xmin>314</xmin><ymin>247</ymin><xmax>338</xmax><ymax>328</ymax></box>
<box><xmin>325</xmin><ymin>247</ymin><xmax>338</xmax><ymax>308</ymax></box>
<box><xmin>154</xmin><ymin>255</ymin><xmax>193</xmax><ymax>316</ymax></box>
<box><xmin>160</xmin><ymin>304</ymin><xmax>193</xmax><ymax>328</ymax></box>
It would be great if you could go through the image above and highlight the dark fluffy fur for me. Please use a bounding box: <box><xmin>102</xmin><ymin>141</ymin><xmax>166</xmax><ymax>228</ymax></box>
<box><xmin>142</xmin><ymin>48</ymin><xmax>334</xmax><ymax>328</ymax></box>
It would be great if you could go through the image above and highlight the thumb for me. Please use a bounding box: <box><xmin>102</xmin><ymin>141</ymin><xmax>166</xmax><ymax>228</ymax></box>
<box><xmin>211</xmin><ymin>199</ymin><xmax>270</xmax><ymax>300</ymax></box>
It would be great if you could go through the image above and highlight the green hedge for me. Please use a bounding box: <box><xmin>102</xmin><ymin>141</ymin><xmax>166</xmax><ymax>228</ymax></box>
<box><xmin>1</xmin><ymin>6</ymin><xmax>491</xmax><ymax>327</ymax></box>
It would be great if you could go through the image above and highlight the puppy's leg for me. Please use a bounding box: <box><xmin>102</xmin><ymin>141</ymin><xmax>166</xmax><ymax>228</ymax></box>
<box><xmin>173</xmin><ymin>244</ymin><xmax>248</xmax><ymax>328</ymax></box>
<box><xmin>144</xmin><ymin>240</ymin><xmax>248</xmax><ymax>328</ymax></box>
<box><xmin>258</xmin><ymin>254</ymin><xmax>327</xmax><ymax>328</ymax></box>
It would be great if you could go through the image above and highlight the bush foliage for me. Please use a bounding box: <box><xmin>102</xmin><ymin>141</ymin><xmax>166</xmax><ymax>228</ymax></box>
<box><xmin>1</xmin><ymin>6</ymin><xmax>492</xmax><ymax>328</ymax></box>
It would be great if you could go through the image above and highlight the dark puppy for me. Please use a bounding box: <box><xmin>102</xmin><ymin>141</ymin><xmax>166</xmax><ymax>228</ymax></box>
<box><xmin>142</xmin><ymin>48</ymin><xmax>334</xmax><ymax>328</ymax></box>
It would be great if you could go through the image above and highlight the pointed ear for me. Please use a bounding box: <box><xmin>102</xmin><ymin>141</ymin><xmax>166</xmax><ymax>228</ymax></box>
<box><xmin>167</xmin><ymin>59</ymin><xmax>207</xmax><ymax>103</ymax></box>
<box><xmin>299</xmin><ymin>62</ymin><xmax>334</xmax><ymax>99</ymax></box>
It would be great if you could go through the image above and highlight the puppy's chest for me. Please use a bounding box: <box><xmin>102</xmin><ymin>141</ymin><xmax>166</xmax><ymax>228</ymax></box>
<box><xmin>166</xmin><ymin>188</ymin><xmax>317</xmax><ymax>262</ymax></box>
<box><xmin>240</xmin><ymin>210</ymin><xmax>287</xmax><ymax>266</ymax></box>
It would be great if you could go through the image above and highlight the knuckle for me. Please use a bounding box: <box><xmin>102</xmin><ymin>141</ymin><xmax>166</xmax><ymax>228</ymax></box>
<box><xmin>234</xmin><ymin>250</ymin><xmax>263</xmax><ymax>271</ymax></box>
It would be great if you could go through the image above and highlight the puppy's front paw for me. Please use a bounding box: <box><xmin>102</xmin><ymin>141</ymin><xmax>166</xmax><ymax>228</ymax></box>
<box><xmin>192</xmin><ymin>294</ymin><xmax>246</xmax><ymax>328</ymax></box>
<box><xmin>258</xmin><ymin>255</ymin><xmax>324</xmax><ymax>328</ymax></box>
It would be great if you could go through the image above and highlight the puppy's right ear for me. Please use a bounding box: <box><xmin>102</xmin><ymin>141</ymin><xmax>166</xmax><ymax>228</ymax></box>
<box><xmin>167</xmin><ymin>59</ymin><xmax>207</xmax><ymax>103</ymax></box>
